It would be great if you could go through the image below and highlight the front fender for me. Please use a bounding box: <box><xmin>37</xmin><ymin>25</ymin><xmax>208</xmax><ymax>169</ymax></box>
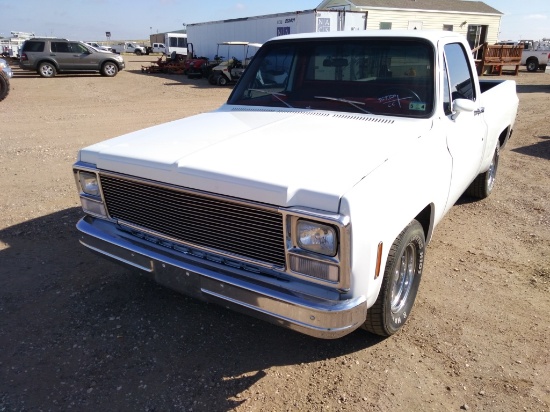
<box><xmin>339</xmin><ymin>129</ymin><xmax>451</xmax><ymax>306</ymax></box>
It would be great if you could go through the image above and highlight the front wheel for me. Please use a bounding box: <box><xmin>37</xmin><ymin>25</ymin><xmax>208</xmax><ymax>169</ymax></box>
<box><xmin>465</xmin><ymin>145</ymin><xmax>499</xmax><ymax>199</ymax></box>
<box><xmin>362</xmin><ymin>220</ymin><xmax>425</xmax><ymax>336</ymax></box>
<box><xmin>38</xmin><ymin>62</ymin><xmax>56</xmax><ymax>78</ymax></box>
<box><xmin>101</xmin><ymin>62</ymin><xmax>119</xmax><ymax>77</ymax></box>
<box><xmin>217</xmin><ymin>75</ymin><xmax>228</xmax><ymax>86</ymax></box>
<box><xmin>135</xmin><ymin>50</ymin><xmax>142</xmax><ymax>56</ymax></box>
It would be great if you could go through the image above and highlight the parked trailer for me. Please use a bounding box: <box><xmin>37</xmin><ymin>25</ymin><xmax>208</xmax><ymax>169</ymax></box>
<box><xmin>1</xmin><ymin>31</ymin><xmax>36</xmax><ymax>58</ymax></box>
<box><xmin>187</xmin><ymin>9</ymin><xmax>367</xmax><ymax>61</ymax></box>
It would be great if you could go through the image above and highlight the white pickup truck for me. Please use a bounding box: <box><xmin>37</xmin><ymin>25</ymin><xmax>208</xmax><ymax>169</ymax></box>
<box><xmin>73</xmin><ymin>31</ymin><xmax>518</xmax><ymax>339</ymax></box>
<box><xmin>110</xmin><ymin>42</ymin><xmax>146</xmax><ymax>55</ymax></box>
<box><xmin>519</xmin><ymin>40</ymin><xmax>549</xmax><ymax>72</ymax></box>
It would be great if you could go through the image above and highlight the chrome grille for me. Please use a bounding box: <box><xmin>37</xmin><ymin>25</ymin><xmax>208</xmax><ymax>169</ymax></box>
<box><xmin>99</xmin><ymin>174</ymin><xmax>286</xmax><ymax>267</ymax></box>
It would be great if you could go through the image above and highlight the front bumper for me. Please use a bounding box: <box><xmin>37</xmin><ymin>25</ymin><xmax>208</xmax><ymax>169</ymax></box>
<box><xmin>77</xmin><ymin>216</ymin><xmax>367</xmax><ymax>339</ymax></box>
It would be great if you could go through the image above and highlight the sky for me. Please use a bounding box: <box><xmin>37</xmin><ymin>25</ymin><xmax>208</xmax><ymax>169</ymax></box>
<box><xmin>0</xmin><ymin>0</ymin><xmax>548</xmax><ymax>42</ymax></box>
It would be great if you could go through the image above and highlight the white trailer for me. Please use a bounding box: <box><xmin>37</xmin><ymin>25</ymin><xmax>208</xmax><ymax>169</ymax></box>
<box><xmin>1</xmin><ymin>31</ymin><xmax>36</xmax><ymax>58</ymax></box>
<box><xmin>187</xmin><ymin>9</ymin><xmax>367</xmax><ymax>61</ymax></box>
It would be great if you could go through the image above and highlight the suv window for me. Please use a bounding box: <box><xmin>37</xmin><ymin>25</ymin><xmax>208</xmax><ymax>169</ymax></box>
<box><xmin>51</xmin><ymin>42</ymin><xmax>71</xmax><ymax>53</ymax></box>
<box><xmin>22</xmin><ymin>41</ymin><xmax>45</xmax><ymax>52</ymax></box>
<box><xmin>70</xmin><ymin>42</ymin><xmax>89</xmax><ymax>54</ymax></box>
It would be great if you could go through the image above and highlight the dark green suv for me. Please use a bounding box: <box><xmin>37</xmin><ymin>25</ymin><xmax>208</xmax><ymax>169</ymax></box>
<box><xmin>19</xmin><ymin>38</ymin><xmax>125</xmax><ymax>77</ymax></box>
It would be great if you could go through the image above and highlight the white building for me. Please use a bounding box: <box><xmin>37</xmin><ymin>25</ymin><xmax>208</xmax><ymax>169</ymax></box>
<box><xmin>182</xmin><ymin>0</ymin><xmax>502</xmax><ymax>60</ymax></box>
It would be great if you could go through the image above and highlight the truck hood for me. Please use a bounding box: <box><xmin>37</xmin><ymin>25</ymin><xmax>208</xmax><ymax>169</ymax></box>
<box><xmin>80</xmin><ymin>107</ymin><xmax>432</xmax><ymax>212</ymax></box>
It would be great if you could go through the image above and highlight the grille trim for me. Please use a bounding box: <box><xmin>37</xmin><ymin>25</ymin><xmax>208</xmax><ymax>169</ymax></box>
<box><xmin>99</xmin><ymin>173</ymin><xmax>287</xmax><ymax>268</ymax></box>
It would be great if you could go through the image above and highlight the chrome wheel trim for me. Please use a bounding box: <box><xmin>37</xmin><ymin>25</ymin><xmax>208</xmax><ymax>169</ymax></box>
<box><xmin>41</xmin><ymin>64</ymin><xmax>54</xmax><ymax>77</ymax></box>
<box><xmin>105</xmin><ymin>64</ymin><xmax>116</xmax><ymax>76</ymax></box>
<box><xmin>390</xmin><ymin>243</ymin><xmax>416</xmax><ymax>314</ymax></box>
<box><xmin>487</xmin><ymin>150</ymin><xmax>498</xmax><ymax>192</ymax></box>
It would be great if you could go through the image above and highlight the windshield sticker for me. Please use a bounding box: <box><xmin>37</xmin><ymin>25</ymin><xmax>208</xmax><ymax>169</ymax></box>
<box><xmin>409</xmin><ymin>102</ymin><xmax>427</xmax><ymax>111</ymax></box>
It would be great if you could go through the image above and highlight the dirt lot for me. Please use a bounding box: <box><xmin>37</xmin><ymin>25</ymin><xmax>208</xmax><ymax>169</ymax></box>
<box><xmin>0</xmin><ymin>55</ymin><xmax>549</xmax><ymax>412</ymax></box>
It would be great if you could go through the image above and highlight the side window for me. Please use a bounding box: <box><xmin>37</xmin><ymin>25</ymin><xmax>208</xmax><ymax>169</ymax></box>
<box><xmin>443</xmin><ymin>43</ymin><xmax>475</xmax><ymax>101</ymax></box>
<box><xmin>51</xmin><ymin>42</ymin><xmax>70</xmax><ymax>53</ymax></box>
<box><xmin>23</xmin><ymin>41</ymin><xmax>45</xmax><ymax>52</ymax></box>
<box><xmin>70</xmin><ymin>43</ymin><xmax>89</xmax><ymax>53</ymax></box>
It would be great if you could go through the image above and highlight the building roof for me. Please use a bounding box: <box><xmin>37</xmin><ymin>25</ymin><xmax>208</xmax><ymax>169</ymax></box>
<box><xmin>319</xmin><ymin>0</ymin><xmax>502</xmax><ymax>15</ymax></box>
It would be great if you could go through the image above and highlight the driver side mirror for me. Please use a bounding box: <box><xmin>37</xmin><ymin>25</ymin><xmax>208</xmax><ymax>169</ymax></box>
<box><xmin>451</xmin><ymin>98</ymin><xmax>475</xmax><ymax>120</ymax></box>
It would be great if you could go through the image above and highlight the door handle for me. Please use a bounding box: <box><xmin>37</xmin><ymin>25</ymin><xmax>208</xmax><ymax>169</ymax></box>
<box><xmin>474</xmin><ymin>107</ymin><xmax>485</xmax><ymax>116</ymax></box>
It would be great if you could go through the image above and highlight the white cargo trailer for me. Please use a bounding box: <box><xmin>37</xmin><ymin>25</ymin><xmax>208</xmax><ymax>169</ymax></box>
<box><xmin>187</xmin><ymin>9</ymin><xmax>367</xmax><ymax>61</ymax></box>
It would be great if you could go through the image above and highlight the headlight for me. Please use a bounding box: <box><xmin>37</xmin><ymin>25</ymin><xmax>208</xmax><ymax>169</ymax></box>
<box><xmin>297</xmin><ymin>220</ymin><xmax>337</xmax><ymax>256</ymax></box>
<box><xmin>78</xmin><ymin>171</ymin><xmax>100</xmax><ymax>196</ymax></box>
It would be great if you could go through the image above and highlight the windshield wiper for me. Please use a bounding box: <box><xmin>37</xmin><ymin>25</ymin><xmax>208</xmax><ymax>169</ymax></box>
<box><xmin>314</xmin><ymin>96</ymin><xmax>372</xmax><ymax>114</ymax></box>
<box><xmin>248</xmin><ymin>89</ymin><xmax>293</xmax><ymax>108</ymax></box>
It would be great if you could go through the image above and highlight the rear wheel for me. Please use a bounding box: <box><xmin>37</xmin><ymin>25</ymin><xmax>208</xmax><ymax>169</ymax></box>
<box><xmin>526</xmin><ymin>58</ymin><xmax>539</xmax><ymax>72</ymax></box>
<box><xmin>101</xmin><ymin>62</ymin><xmax>119</xmax><ymax>77</ymax></box>
<box><xmin>208</xmin><ymin>74</ymin><xmax>217</xmax><ymax>85</ymax></box>
<box><xmin>362</xmin><ymin>220</ymin><xmax>425</xmax><ymax>336</ymax></box>
<box><xmin>0</xmin><ymin>71</ymin><xmax>10</xmax><ymax>102</ymax></box>
<box><xmin>38</xmin><ymin>62</ymin><xmax>56</xmax><ymax>78</ymax></box>
<box><xmin>465</xmin><ymin>145</ymin><xmax>499</xmax><ymax>199</ymax></box>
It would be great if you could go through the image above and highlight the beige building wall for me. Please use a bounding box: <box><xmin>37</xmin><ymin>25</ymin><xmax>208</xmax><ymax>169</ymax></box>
<box><xmin>362</xmin><ymin>10</ymin><xmax>500</xmax><ymax>43</ymax></box>
<box><xmin>319</xmin><ymin>1</ymin><xmax>501</xmax><ymax>44</ymax></box>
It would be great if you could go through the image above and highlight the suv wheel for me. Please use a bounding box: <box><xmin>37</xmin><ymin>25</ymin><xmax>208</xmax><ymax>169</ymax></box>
<box><xmin>38</xmin><ymin>62</ymin><xmax>56</xmax><ymax>78</ymax></box>
<box><xmin>101</xmin><ymin>62</ymin><xmax>119</xmax><ymax>77</ymax></box>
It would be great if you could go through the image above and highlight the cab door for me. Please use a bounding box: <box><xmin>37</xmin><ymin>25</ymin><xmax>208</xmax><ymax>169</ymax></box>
<box><xmin>441</xmin><ymin>41</ymin><xmax>487</xmax><ymax>209</ymax></box>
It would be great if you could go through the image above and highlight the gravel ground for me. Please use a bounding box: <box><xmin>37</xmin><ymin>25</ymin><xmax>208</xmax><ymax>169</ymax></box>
<box><xmin>0</xmin><ymin>56</ymin><xmax>549</xmax><ymax>411</ymax></box>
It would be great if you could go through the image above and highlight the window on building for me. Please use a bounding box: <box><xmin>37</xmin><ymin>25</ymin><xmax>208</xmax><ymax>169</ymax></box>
<box><xmin>379</xmin><ymin>22</ymin><xmax>392</xmax><ymax>30</ymax></box>
<box><xmin>443</xmin><ymin>25</ymin><xmax>453</xmax><ymax>31</ymax></box>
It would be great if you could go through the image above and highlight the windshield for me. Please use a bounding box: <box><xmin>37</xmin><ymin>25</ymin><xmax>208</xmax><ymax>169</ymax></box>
<box><xmin>228</xmin><ymin>38</ymin><xmax>435</xmax><ymax>118</ymax></box>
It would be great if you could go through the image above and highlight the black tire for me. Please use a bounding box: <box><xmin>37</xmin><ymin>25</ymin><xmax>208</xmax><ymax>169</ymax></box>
<box><xmin>208</xmin><ymin>74</ymin><xmax>217</xmax><ymax>85</ymax></box>
<box><xmin>217</xmin><ymin>75</ymin><xmax>228</xmax><ymax>86</ymax></box>
<box><xmin>101</xmin><ymin>61</ymin><xmax>119</xmax><ymax>77</ymax></box>
<box><xmin>362</xmin><ymin>220</ymin><xmax>425</xmax><ymax>336</ymax></box>
<box><xmin>135</xmin><ymin>50</ymin><xmax>142</xmax><ymax>56</ymax></box>
<box><xmin>526</xmin><ymin>59</ymin><xmax>539</xmax><ymax>72</ymax></box>
<box><xmin>38</xmin><ymin>61</ymin><xmax>56</xmax><ymax>78</ymax></box>
<box><xmin>465</xmin><ymin>145</ymin><xmax>499</xmax><ymax>199</ymax></box>
<box><xmin>0</xmin><ymin>71</ymin><xmax>10</xmax><ymax>102</ymax></box>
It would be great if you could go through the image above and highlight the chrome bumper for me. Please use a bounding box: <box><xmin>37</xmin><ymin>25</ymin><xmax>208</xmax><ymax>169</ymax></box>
<box><xmin>76</xmin><ymin>216</ymin><xmax>367</xmax><ymax>339</ymax></box>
